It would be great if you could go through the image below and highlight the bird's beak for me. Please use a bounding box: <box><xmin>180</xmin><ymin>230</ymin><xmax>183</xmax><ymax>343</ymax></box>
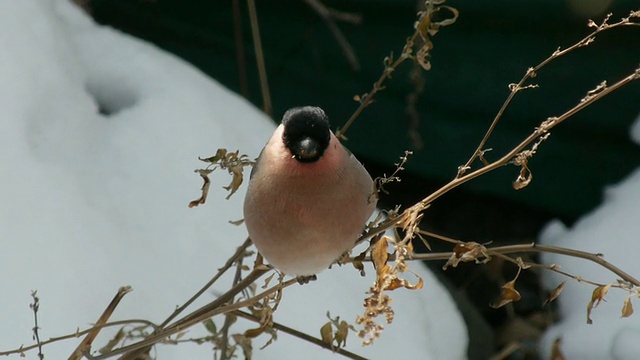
<box><xmin>296</xmin><ymin>137</ymin><xmax>319</xmax><ymax>160</ymax></box>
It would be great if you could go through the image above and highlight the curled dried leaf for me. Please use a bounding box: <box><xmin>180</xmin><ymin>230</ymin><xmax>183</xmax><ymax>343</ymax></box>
<box><xmin>392</xmin><ymin>270</ymin><xmax>424</xmax><ymax>291</ymax></box>
<box><xmin>188</xmin><ymin>169</ymin><xmax>213</xmax><ymax>208</ymax></box>
<box><xmin>513</xmin><ymin>163</ymin><xmax>533</xmax><ymax>190</ymax></box>
<box><xmin>371</xmin><ymin>235</ymin><xmax>390</xmax><ymax>276</ymax></box>
<box><xmin>244</xmin><ymin>325</ymin><xmax>266</xmax><ymax>339</ymax></box>
<box><xmin>190</xmin><ymin>148</ymin><xmax>254</xmax><ymax>206</ymax></box>
<box><xmin>442</xmin><ymin>242</ymin><xmax>490</xmax><ymax>270</ymax></box>
<box><xmin>490</xmin><ymin>279</ymin><xmax>522</xmax><ymax>309</ymax></box>
<box><xmin>198</xmin><ymin>148</ymin><xmax>228</xmax><ymax>163</ymax></box>
<box><xmin>352</xmin><ymin>249</ymin><xmax>367</xmax><ymax>276</ymax></box>
<box><xmin>222</xmin><ymin>150</ymin><xmax>251</xmax><ymax>199</ymax></box>
<box><xmin>412</xmin><ymin>3</ymin><xmax>458</xmax><ymax>71</ymax></box>
<box><xmin>586</xmin><ymin>284</ymin><xmax>611</xmax><ymax>324</ymax></box>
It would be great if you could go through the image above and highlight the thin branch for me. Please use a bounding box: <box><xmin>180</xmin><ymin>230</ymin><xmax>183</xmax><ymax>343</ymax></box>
<box><xmin>458</xmin><ymin>13</ymin><xmax>640</xmax><ymax>176</ymax></box>
<box><xmin>232</xmin><ymin>0</ymin><xmax>250</xmax><ymax>98</ymax></box>
<box><xmin>0</xmin><ymin>319</ymin><xmax>158</xmax><ymax>357</ymax></box>
<box><xmin>159</xmin><ymin>237</ymin><xmax>253</xmax><ymax>328</ymax></box>
<box><xmin>426</xmin><ymin>66</ymin><xmax>640</xmax><ymax>205</ymax></box>
<box><xmin>162</xmin><ymin>273</ymin><xmax>297</xmax><ymax>340</ymax></box>
<box><xmin>115</xmin><ymin>238</ymin><xmax>254</xmax><ymax>359</ymax></box>
<box><xmin>337</xmin><ymin>1</ymin><xmax>458</xmax><ymax>138</ymax></box>
<box><xmin>403</xmin><ymin>242</ymin><xmax>640</xmax><ymax>287</ymax></box>
<box><xmin>490</xmin><ymin>243</ymin><xmax>640</xmax><ymax>287</ymax></box>
<box><xmin>359</xmin><ymin>65</ymin><xmax>640</xmax><ymax>247</ymax></box>
<box><xmin>304</xmin><ymin>0</ymin><xmax>361</xmax><ymax>71</ymax></box>
<box><xmin>233</xmin><ymin>310</ymin><xmax>367</xmax><ymax>360</ymax></box>
<box><xmin>29</xmin><ymin>291</ymin><xmax>44</xmax><ymax>360</ymax></box>
<box><xmin>89</xmin><ymin>266</ymin><xmax>285</xmax><ymax>359</ymax></box>
<box><xmin>337</xmin><ymin>33</ymin><xmax>417</xmax><ymax>138</ymax></box>
<box><xmin>219</xmin><ymin>249</ymin><xmax>247</xmax><ymax>359</ymax></box>
<box><xmin>247</xmin><ymin>0</ymin><xmax>272</xmax><ymax>116</ymax></box>
<box><xmin>69</xmin><ymin>286</ymin><xmax>132</xmax><ymax>360</ymax></box>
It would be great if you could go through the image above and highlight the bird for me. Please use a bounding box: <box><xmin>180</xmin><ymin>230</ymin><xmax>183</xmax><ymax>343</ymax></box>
<box><xmin>243</xmin><ymin>106</ymin><xmax>378</xmax><ymax>276</ymax></box>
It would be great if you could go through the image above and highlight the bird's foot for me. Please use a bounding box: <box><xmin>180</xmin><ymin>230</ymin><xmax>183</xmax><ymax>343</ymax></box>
<box><xmin>296</xmin><ymin>275</ymin><xmax>317</xmax><ymax>284</ymax></box>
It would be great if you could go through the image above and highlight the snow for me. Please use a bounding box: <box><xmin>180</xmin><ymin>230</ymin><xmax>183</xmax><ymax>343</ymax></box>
<box><xmin>539</xmin><ymin>113</ymin><xmax>640</xmax><ymax>359</ymax></box>
<box><xmin>0</xmin><ymin>1</ymin><xmax>467</xmax><ymax>359</ymax></box>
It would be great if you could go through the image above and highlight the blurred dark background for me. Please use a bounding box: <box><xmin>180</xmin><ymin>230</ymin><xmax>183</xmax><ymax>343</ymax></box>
<box><xmin>79</xmin><ymin>0</ymin><xmax>640</xmax><ymax>358</ymax></box>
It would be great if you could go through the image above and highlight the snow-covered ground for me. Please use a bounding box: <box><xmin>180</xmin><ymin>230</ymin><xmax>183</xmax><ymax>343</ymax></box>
<box><xmin>540</xmin><ymin>115</ymin><xmax>640</xmax><ymax>359</ymax></box>
<box><xmin>0</xmin><ymin>1</ymin><xmax>467</xmax><ymax>359</ymax></box>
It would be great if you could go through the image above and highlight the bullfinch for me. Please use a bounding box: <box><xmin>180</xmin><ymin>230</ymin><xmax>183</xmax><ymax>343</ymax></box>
<box><xmin>243</xmin><ymin>106</ymin><xmax>378</xmax><ymax>276</ymax></box>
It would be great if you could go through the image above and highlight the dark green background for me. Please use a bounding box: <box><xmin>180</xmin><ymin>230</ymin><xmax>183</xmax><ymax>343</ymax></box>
<box><xmin>89</xmin><ymin>0</ymin><xmax>640</xmax><ymax>219</ymax></box>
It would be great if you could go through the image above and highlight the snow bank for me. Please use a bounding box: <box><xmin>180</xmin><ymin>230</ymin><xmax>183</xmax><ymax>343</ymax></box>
<box><xmin>540</xmin><ymin>112</ymin><xmax>640</xmax><ymax>359</ymax></box>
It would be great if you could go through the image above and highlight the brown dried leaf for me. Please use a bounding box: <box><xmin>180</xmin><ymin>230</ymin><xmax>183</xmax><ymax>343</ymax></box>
<box><xmin>490</xmin><ymin>279</ymin><xmax>522</xmax><ymax>309</ymax></box>
<box><xmin>586</xmin><ymin>284</ymin><xmax>611</xmax><ymax>324</ymax></box>
<box><xmin>416</xmin><ymin>4</ymin><xmax>459</xmax><ymax>38</ymax></box>
<box><xmin>244</xmin><ymin>326</ymin><xmax>266</xmax><ymax>339</ymax></box>
<box><xmin>371</xmin><ymin>236</ymin><xmax>390</xmax><ymax>275</ymax></box>
<box><xmin>198</xmin><ymin>148</ymin><xmax>228</xmax><ymax>163</ymax></box>
<box><xmin>388</xmin><ymin>273</ymin><xmax>425</xmax><ymax>291</ymax></box>
<box><xmin>543</xmin><ymin>281</ymin><xmax>566</xmax><ymax>307</ymax></box>
<box><xmin>352</xmin><ymin>250</ymin><xmax>367</xmax><ymax>276</ymax></box>
<box><xmin>188</xmin><ymin>169</ymin><xmax>213</xmax><ymax>208</ymax></box>
<box><xmin>621</xmin><ymin>296</ymin><xmax>634</xmax><ymax>318</ymax></box>
<box><xmin>513</xmin><ymin>164</ymin><xmax>533</xmax><ymax>190</ymax></box>
<box><xmin>193</xmin><ymin>148</ymin><xmax>254</xmax><ymax>203</ymax></box>
<box><xmin>415</xmin><ymin>41</ymin><xmax>433</xmax><ymax>71</ymax></box>
<box><xmin>335</xmin><ymin>321</ymin><xmax>350</xmax><ymax>348</ymax></box>
<box><xmin>442</xmin><ymin>242</ymin><xmax>489</xmax><ymax>270</ymax></box>
<box><xmin>320</xmin><ymin>322</ymin><xmax>333</xmax><ymax>347</ymax></box>
<box><xmin>224</xmin><ymin>159</ymin><xmax>245</xmax><ymax>200</ymax></box>
<box><xmin>402</xmin><ymin>271</ymin><xmax>424</xmax><ymax>290</ymax></box>
<box><xmin>386</xmin><ymin>278</ymin><xmax>404</xmax><ymax>291</ymax></box>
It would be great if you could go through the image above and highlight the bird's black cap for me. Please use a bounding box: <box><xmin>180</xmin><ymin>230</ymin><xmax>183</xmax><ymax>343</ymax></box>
<box><xmin>282</xmin><ymin>106</ymin><xmax>331</xmax><ymax>163</ymax></box>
